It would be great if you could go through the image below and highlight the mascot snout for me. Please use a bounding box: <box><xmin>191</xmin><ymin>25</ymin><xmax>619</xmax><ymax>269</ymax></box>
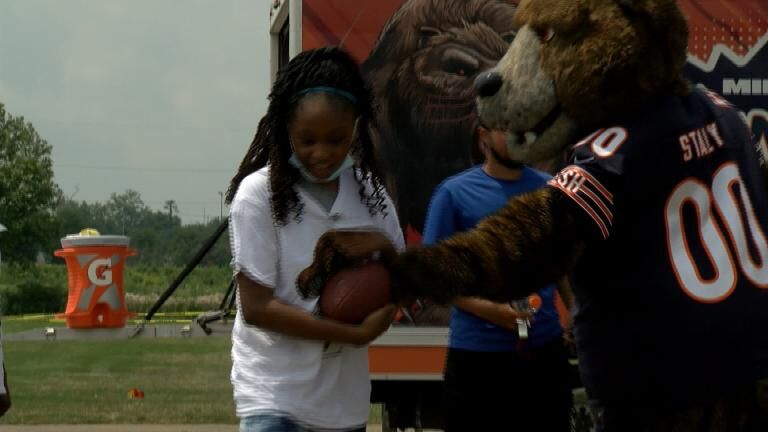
<box><xmin>474</xmin><ymin>71</ymin><xmax>503</xmax><ymax>98</ymax></box>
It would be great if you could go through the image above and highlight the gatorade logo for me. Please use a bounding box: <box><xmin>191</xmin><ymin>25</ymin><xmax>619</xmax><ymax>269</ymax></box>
<box><xmin>87</xmin><ymin>258</ymin><xmax>113</xmax><ymax>286</ymax></box>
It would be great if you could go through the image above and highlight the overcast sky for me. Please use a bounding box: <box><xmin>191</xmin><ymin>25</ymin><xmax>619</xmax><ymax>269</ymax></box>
<box><xmin>0</xmin><ymin>0</ymin><xmax>270</xmax><ymax>224</ymax></box>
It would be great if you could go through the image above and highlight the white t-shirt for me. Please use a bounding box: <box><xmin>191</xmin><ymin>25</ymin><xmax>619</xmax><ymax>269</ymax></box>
<box><xmin>228</xmin><ymin>166</ymin><xmax>404</xmax><ymax>429</ymax></box>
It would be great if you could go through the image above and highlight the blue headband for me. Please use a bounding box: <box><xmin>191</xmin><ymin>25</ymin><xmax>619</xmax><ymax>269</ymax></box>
<box><xmin>289</xmin><ymin>86</ymin><xmax>357</xmax><ymax>105</ymax></box>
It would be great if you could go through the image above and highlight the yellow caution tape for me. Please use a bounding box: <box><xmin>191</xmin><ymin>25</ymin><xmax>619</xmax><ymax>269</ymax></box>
<box><xmin>4</xmin><ymin>311</ymin><xmax>210</xmax><ymax>322</ymax></box>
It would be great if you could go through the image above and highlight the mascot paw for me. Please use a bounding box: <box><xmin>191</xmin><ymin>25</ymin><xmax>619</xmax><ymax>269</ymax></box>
<box><xmin>296</xmin><ymin>230</ymin><xmax>397</xmax><ymax>299</ymax></box>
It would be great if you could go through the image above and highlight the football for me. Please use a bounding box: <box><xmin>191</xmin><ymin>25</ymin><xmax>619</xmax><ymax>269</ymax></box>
<box><xmin>319</xmin><ymin>262</ymin><xmax>392</xmax><ymax>324</ymax></box>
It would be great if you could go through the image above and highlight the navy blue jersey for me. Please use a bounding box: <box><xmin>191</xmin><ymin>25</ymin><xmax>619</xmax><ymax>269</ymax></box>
<box><xmin>548</xmin><ymin>87</ymin><xmax>768</xmax><ymax>412</ymax></box>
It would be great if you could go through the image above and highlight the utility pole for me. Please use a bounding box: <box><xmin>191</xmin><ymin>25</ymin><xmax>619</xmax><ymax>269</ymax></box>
<box><xmin>164</xmin><ymin>200</ymin><xmax>178</xmax><ymax>224</ymax></box>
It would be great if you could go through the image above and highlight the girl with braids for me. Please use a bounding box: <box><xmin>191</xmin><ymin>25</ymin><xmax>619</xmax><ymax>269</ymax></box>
<box><xmin>226</xmin><ymin>46</ymin><xmax>404</xmax><ymax>432</ymax></box>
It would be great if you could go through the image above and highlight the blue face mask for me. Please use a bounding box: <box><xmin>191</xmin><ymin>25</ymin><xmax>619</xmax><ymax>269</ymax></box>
<box><xmin>289</xmin><ymin>152</ymin><xmax>355</xmax><ymax>183</ymax></box>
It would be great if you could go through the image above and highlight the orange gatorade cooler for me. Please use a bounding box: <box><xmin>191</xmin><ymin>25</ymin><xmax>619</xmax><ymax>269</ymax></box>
<box><xmin>54</xmin><ymin>230</ymin><xmax>137</xmax><ymax>328</ymax></box>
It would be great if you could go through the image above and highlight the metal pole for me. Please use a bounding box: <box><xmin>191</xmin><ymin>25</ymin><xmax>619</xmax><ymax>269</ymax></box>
<box><xmin>218</xmin><ymin>191</ymin><xmax>224</xmax><ymax>220</ymax></box>
<box><xmin>0</xmin><ymin>223</ymin><xmax>5</xmax><ymax>273</ymax></box>
<box><xmin>132</xmin><ymin>219</ymin><xmax>229</xmax><ymax>337</ymax></box>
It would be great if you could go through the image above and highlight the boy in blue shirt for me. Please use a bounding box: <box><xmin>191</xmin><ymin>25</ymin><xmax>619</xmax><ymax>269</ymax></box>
<box><xmin>422</xmin><ymin>122</ymin><xmax>573</xmax><ymax>431</ymax></box>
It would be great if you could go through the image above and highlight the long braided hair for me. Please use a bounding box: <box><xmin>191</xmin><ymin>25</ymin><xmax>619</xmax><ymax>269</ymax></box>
<box><xmin>226</xmin><ymin>47</ymin><xmax>388</xmax><ymax>225</ymax></box>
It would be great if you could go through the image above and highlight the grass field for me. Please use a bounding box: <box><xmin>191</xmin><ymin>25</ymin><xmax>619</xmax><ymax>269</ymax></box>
<box><xmin>0</xmin><ymin>319</ymin><xmax>384</xmax><ymax>426</ymax></box>
<box><xmin>0</xmin><ymin>337</ymin><xmax>238</xmax><ymax>425</ymax></box>
<box><xmin>0</xmin><ymin>263</ymin><xmax>390</xmax><ymax>426</ymax></box>
<box><xmin>2</xmin><ymin>313</ymin><xmax>199</xmax><ymax>335</ymax></box>
<box><xmin>2</xmin><ymin>317</ymin><xmax>65</xmax><ymax>335</ymax></box>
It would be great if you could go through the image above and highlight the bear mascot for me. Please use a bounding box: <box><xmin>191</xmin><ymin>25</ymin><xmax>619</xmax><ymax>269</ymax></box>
<box><xmin>299</xmin><ymin>0</ymin><xmax>768</xmax><ymax>430</ymax></box>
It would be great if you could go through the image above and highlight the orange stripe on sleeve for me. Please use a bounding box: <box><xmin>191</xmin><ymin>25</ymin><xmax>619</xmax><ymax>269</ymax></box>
<box><xmin>549</xmin><ymin>180</ymin><xmax>610</xmax><ymax>239</ymax></box>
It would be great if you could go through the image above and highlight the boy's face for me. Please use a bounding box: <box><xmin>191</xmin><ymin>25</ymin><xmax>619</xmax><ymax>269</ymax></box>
<box><xmin>479</xmin><ymin>125</ymin><xmax>512</xmax><ymax>160</ymax></box>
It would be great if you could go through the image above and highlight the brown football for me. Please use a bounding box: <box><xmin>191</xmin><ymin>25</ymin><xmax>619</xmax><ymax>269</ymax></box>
<box><xmin>319</xmin><ymin>262</ymin><xmax>392</xmax><ymax>324</ymax></box>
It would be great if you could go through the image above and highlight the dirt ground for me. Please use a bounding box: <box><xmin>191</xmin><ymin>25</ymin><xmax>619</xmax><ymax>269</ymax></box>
<box><xmin>0</xmin><ymin>425</ymin><xmax>388</xmax><ymax>432</ymax></box>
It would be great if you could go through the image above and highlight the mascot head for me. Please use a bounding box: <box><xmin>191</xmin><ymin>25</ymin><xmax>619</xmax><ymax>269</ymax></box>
<box><xmin>363</xmin><ymin>0</ymin><xmax>517</xmax><ymax>234</ymax></box>
<box><xmin>475</xmin><ymin>0</ymin><xmax>690</xmax><ymax>162</ymax></box>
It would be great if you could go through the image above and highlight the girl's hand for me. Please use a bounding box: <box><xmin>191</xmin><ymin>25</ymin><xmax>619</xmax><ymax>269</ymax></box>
<box><xmin>352</xmin><ymin>304</ymin><xmax>396</xmax><ymax>345</ymax></box>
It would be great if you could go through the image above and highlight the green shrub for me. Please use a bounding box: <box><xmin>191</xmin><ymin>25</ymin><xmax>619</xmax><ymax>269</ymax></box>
<box><xmin>0</xmin><ymin>280</ymin><xmax>66</xmax><ymax>315</ymax></box>
<box><xmin>0</xmin><ymin>263</ymin><xmax>230</xmax><ymax>314</ymax></box>
<box><xmin>0</xmin><ymin>265</ymin><xmax>67</xmax><ymax>315</ymax></box>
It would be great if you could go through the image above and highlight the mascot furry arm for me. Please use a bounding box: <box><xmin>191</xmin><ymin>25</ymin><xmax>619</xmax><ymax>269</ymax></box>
<box><xmin>298</xmin><ymin>188</ymin><xmax>583</xmax><ymax>305</ymax></box>
<box><xmin>389</xmin><ymin>190</ymin><xmax>583</xmax><ymax>304</ymax></box>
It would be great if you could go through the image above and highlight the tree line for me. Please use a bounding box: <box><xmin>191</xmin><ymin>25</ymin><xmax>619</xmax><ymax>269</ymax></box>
<box><xmin>0</xmin><ymin>102</ymin><xmax>230</xmax><ymax>267</ymax></box>
<box><xmin>53</xmin><ymin>191</ymin><xmax>231</xmax><ymax>267</ymax></box>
